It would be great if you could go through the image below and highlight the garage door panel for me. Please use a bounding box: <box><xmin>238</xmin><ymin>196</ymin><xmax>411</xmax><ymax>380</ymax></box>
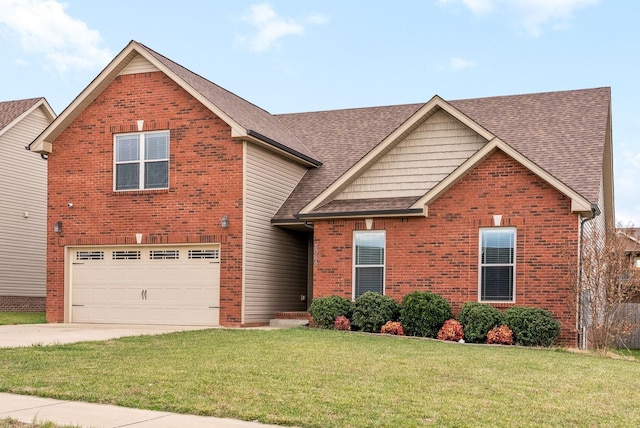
<box><xmin>70</xmin><ymin>245</ymin><xmax>220</xmax><ymax>326</ymax></box>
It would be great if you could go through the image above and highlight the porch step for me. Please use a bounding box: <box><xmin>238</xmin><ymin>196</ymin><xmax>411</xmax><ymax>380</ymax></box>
<box><xmin>269</xmin><ymin>311</ymin><xmax>311</xmax><ymax>328</ymax></box>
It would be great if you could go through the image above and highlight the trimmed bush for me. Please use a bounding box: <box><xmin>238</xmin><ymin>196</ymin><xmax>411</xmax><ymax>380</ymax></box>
<box><xmin>333</xmin><ymin>315</ymin><xmax>351</xmax><ymax>331</ymax></box>
<box><xmin>308</xmin><ymin>296</ymin><xmax>353</xmax><ymax>329</ymax></box>
<box><xmin>351</xmin><ymin>292</ymin><xmax>400</xmax><ymax>332</ymax></box>
<box><xmin>437</xmin><ymin>319</ymin><xmax>464</xmax><ymax>341</ymax></box>
<box><xmin>503</xmin><ymin>306</ymin><xmax>561</xmax><ymax>347</ymax></box>
<box><xmin>380</xmin><ymin>321</ymin><xmax>405</xmax><ymax>335</ymax></box>
<box><xmin>399</xmin><ymin>291</ymin><xmax>453</xmax><ymax>338</ymax></box>
<box><xmin>487</xmin><ymin>325</ymin><xmax>514</xmax><ymax>345</ymax></box>
<box><xmin>457</xmin><ymin>302</ymin><xmax>504</xmax><ymax>343</ymax></box>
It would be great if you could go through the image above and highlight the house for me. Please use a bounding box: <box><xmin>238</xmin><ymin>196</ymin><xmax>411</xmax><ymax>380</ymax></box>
<box><xmin>30</xmin><ymin>41</ymin><xmax>613</xmax><ymax>346</ymax></box>
<box><xmin>0</xmin><ymin>98</ymin><xmax>56</xmax><ymax>311</ymax></box>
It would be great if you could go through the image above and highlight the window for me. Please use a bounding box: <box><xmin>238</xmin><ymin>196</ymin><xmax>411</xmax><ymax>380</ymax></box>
<box><xmin>635</xmin><ymin>256</ymin><xmax>640</xmax><ymax>269</ymax></box>
<box><xmin>479</xmin><ymin>228</ymin><xmax>515</xmax><ymax>302</ymax></box>
<box><xmin>114</xmin><ymin>131</ymin><xmax>169</xmax><ymax>190</ymax></box>
<box><xmin>354</xmin><ymin>231</ymin><xmax>385</xmax><ymax>298</ymax></box>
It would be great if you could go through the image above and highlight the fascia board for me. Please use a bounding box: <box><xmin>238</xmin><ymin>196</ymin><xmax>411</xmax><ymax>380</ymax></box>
<box><xmin>411</xmin><ymin>138</ymin><xmax>593</xmax><ymax>214</ymax></box>
<box><xmin>30</xmin><ymin>41</ymin><xmax>248</xmax><ymax>154</ymax></box>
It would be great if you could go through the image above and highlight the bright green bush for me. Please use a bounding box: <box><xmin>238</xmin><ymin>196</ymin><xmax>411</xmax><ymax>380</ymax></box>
<box><xmin>457</xmin><ymin>302</ymin><xmax>504</xmax><ymax>343</ymax></box>
<box><xmin>351</xmin><ymin>292</ymin><xmax>400</xmax><ymax>332</ymax></box>
<box><xmin>308</xmin><ymin>296</ymin><xmax>353</xmax><ymax>329</ymax></box>
<box><xmin>503</xmin><ymin>306</ymin><xmax>561</xmax><ymax>347</ymax></box>
<box><xmin>399</xmin><ymin>291</ymin><xmax>452</xmax><ymax>338</ymax></box>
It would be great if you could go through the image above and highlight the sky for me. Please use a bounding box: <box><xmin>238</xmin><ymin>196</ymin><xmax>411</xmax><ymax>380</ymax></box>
<box><xmin>0</xmin><ymin>0</ymin><xmax>638</xmax><ymax>225</ymax></box>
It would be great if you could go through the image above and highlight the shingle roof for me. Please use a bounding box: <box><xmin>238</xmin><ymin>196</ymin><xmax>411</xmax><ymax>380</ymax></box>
<box><xmin>0</xmin><ymin>98</ymin><xmax>43</xmax><ymax>131</ymax></box>
<box><xmin>136</xmin><ymin>42</ymin><xmax>319</xmax><ymax>164</ymax></box>
<box><xmin>275</xmin><ymin>88</ymin><xmax>610</xmax><ymax>220</ymax></box>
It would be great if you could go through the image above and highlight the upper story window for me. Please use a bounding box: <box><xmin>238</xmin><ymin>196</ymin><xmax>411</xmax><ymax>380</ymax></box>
<box><xmin>353</xmin><ymin>231</ymin><xmax>385</xmax><ymax>298</ymax></box>
<box><xmin>634</xmin><ymin>256</ymin><xmax>640</xmax><ymax>269</ymax></box>
<box><xmin>114</xmin><ymin>131</ymin><xmax>169</xmax><ymax>191</ymax></box>
<box><xmin>479</xmin><ymin>228</ymin><xmax>516</xmax><ymax>302</ymax></box>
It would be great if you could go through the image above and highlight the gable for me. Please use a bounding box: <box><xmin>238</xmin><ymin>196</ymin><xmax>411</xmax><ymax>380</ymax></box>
<box><xmin>334</xmin><ymin>109</ymin><xmax>487</xmax><ymax>200</ymax></box>
<box><xmin>119</xmin><ymin>53</ymin><xmax>159</xmax><ymax>75</ymax></box>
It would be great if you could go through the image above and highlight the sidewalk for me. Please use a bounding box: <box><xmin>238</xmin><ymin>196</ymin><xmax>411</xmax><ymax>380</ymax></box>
<box><xmin>0</xmin><ymin>393</ymin><xmax>284</xmax><ymax>427</ymax></box>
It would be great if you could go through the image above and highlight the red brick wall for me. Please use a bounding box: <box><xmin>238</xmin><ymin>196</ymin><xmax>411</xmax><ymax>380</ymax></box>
<box><xmin>313</xmin><ymin>150</ymin><xmax>580</xmax><ymax>346</ymax></box>
<box><xmin>0</xmin><ymin>296</ymin><xmax>45</xmax><ymax>312</ymax></box>
<box><xmin>46</xmin><ymin>71</ymin><xmax>244</xmax><ymax>325</ymax></box>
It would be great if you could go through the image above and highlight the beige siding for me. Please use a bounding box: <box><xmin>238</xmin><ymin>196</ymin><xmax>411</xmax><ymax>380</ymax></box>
<box><xmin>243</xmin><ymin>143</ymin><xmax>309</xmax><ymax>323</ymax></box>
<box><xmin>0</xmin><ymin>107</ymin><xmax>50</xmax><ymax>297</ymax></box>
<box><xmin>336</xmin><ymin>109</ymin><xmax>487</xmax><ymax>200</ymax></box>
<box><xmin>119</xmin><ymin>54</ymin><xmax>159</xmax><ymax>75</ymax></box>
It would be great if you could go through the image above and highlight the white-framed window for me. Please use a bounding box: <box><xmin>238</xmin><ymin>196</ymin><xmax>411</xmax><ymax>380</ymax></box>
<box><xmin>114</xmin><ymin>130</ymin><xmax>169</xmax><ymax>191</ymax></box>
<box><xmin>479</xmin><ymin>228</ymin><xmax>516</xmax><ymax>302</ymax></box>
<box><xmin>353</xmin><ymin>230</ymin><xmax>385</xmax><ymax>298</ymax></box>
<box><xmin>634</xmin><ymin>256</ymin><xmax>640</xmax><ymax>269</ymax></box>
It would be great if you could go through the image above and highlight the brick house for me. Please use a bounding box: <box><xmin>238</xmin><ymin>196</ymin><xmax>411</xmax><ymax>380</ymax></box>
<box><xmin>30</xmin><ymin>41</ymin><xmax>613</xmax><ymax>346</ymax></box>
<box><xmin>0</xmin><ymin>98</ymin><xmax>55</xmax><ymax>311</ymax></box>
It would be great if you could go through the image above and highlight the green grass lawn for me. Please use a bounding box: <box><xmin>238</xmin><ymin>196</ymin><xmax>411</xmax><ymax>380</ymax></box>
<box><xmin>1</xmin><ymin>328</ymin><xmax>639</xmax><ymax>427</ymax></box>
<box><xmin>0</xmin><ymin>312</ymin><xmax>46</xmax><ymax>325</ymax></box>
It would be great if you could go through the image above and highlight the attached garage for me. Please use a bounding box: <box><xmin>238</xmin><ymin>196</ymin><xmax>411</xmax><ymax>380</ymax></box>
<box><xmin>69</xmin><ymin>245</ymin><xmax>220</xmax><ymax>325</ymax></box>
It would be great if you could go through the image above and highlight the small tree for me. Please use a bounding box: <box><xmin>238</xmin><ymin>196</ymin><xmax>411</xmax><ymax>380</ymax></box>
<box><xmin>577</xmin><ymin>223</ymin><xmax>640</xmax><ymax>352</ymax></box>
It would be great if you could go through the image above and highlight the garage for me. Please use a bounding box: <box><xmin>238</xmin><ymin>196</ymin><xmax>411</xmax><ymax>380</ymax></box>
<box><xmin>69</xmin><ymin>245</ymin><xmax>220</xmax><ymax>325</ymax></box>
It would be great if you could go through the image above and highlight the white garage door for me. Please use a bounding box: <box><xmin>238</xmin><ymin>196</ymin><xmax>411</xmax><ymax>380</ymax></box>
<box><xmin>70</xmin><ymin>245</ymin><xmax>220</xmax><ymax>325</ymax></box>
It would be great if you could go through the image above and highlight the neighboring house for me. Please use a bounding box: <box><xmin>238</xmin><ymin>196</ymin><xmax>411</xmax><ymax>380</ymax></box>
<box><xmin>0</xmin><ymin>98</ymin><xmax>56</xmax><ymax>311</ymax></box>
<box><xmin>618</xmin><ymin>228</ymin><xmax>640</xmax><ymax>270</ymax></box>
<box><xmin>30</xmin><ymin>41</ymin><xmax>613</xmax><ymax>346</ymax></box>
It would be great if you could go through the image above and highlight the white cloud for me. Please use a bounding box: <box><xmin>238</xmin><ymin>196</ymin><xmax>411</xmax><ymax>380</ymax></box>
<box><xmin>450</xmin><ymin>57</ymin><xmax>476</xmax><ymax>71</ymax></box>
<box><xmin>439</xmin><ymin>0</ymin><xmax>600</xmax><ymax>37</ymax></box>
<box><xmin>0</xmin><ymin>0</ymin><xmax>111</xmax><ymax>73</ymax></box>
<box><xmin>240</xmin><ymin>3</ymin><xmax>327</xmax><ymax>52</ymax></box>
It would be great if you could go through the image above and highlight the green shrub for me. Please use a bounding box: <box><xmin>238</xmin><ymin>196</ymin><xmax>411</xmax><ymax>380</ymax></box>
<box><xmin>457</xmin><ymin>302</ymin><xmax>504</xmax><ymax>343</ymax></box>
<box><xmin>308</xmin><ymin>296</ymin><xmax>353</xmax><ymax>329</ymax></box>
<box><xmin>351</xmin><ymin>292</ymin><xmax>400</xmax><ymax>332</ymax></box>
<box><xmin>503</xmin><ymin>306</ymin><xmax>561</xmax><ymax>347</ymax></box>
<box><xmin>399</xmin><ymin>291</ymin><xmax>452</xmax><ymax>338</ymax></box>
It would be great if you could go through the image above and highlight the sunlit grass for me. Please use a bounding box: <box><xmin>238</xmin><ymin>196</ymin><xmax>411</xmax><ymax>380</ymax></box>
<box><xmin>0</xmin><ymin>312</ymin><xmax>45</xmax><ymax>325</ymax></box>
<box><xmin>1</xmin><ymin>328</ymin><xmax>639</xmax><ymax>427</ymax></box>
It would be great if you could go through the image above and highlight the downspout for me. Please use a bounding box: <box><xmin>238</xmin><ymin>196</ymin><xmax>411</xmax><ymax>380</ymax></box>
<box><xmin>577</xmin><ymin>203</ymin><xmax>601</xmax><ymax>350</ymax></box>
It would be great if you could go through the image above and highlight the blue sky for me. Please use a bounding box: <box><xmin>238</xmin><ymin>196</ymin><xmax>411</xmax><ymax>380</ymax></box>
<box><xmin>1</xmin><ymin>0</ymin><xmax>638</xmax><ymax>225</ymax></box>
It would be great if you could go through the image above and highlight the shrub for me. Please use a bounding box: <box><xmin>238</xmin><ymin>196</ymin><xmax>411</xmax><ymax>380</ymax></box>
<box><xmin>437</xmin><ymin>319</ymin><xmax>464</xmax><ymax>341</ymax></box>
<box><xmin>457</xmin><ymin>302</ymin><xmax>504</xmax><ymax>343</ymax></box>
<box><xmin>333</xmin><ymin>315</ymin><xmax>351</xmax><ymax>331</ymax></box>
<box><xmin>380</xmin><ymin>321</ymin><xmax>405</xmax><ymax>335</ymax></box>
<box><xmin>503</xmin><ymin>306</ymin><xmax>561</xmax><ymax>347</ymax></box>
<box><xmin>308</xmin><ymin>296</ymin><xmax>353</xmax><ymax>329</ymax></box>
<box><xmin>487</xmin><ymin>325</ymin><xmax>513</xmax><ymax>345</ymax></box>
<box><xmin>399</xmin><ymin>291</ymin><xmax>453</xmax><ymax>338</ymax></box>
<box><xmin>351</xmin><ymin>292</ymin><xmax>400</xmax><ymax>332</ymax></box>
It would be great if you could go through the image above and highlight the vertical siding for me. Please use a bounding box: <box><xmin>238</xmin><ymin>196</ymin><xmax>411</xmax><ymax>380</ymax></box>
<box><xmin>336</xmin><ymin>109</ymin><xmax>486</xmax><ymax>199</ymax></box>
<box><xmin>0</xmin><ymin>107</ymin><xmax>50</xmax><ymax>297</ymax></box>
<box><xmin>244</xmin><ymin>144</ymin><xmax>309</xmax><ymax>323</ymax></box>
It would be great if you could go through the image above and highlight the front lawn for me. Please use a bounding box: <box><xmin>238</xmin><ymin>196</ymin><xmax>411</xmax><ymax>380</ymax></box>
<box><xmin>0</xmin><ymin>328</ymin><xmax>639</xmax><ymax>427</ymax></box>
<box><xmin>0</xmin><ymin>312</ymin><xmax>45</xmax><ymax>325</ymax></box>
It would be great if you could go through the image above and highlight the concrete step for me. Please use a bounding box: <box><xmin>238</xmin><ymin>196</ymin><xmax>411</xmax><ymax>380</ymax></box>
<box><xmin>269</xmin><ymin>318</ymin><xmax>309</xmax><ymax>328</ymax></box>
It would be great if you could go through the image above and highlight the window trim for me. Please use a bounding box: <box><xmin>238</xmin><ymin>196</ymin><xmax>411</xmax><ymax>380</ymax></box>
<box><xmin>113</xmin><ymin>130</ymin><xmax>170</xmax><ymax>191</ymax></box>
<box><xmin>478</xmin><ymin>227</ymin><xmax>516</xmax><ymax>303</ymax></box>
<box><xmin>352</xmin><ymin>230</ymin><xmax>386</xmax><ymax>299</ymax></box>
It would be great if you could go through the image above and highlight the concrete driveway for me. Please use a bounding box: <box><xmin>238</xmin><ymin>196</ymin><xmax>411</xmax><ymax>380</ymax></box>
<box><xmin>0</xmin><ymin>323</ymin><xmax>212</xmax><ymax>348</ymax></box>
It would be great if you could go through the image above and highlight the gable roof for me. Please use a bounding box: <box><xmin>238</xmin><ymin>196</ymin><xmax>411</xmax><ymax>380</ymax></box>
<box><xmin>0</xmin><ymin>98</ymin><xmax>55</xmax><ymax>138</ymax></box>
<box><xmin>274</xmin><ymin>88</ymin><xmax>611</xmax><ymax>222</ymax></box>
<box><xmin>30</xmin><ymin>40</ymin><xmax>320</xmax><ymax>166</ymax></box>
